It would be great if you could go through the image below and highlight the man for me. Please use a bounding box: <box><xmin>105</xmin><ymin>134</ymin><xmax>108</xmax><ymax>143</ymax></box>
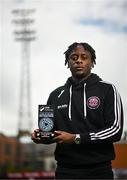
<box><xmin>31</xmin><ymin>42</ymin><xmax>123</xmax><ymax>179</ymax></box>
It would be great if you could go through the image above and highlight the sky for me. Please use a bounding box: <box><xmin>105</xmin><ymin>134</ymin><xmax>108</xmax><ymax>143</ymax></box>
<box><xmin>0</xmin><ymin>0</ymin><xmax>127</xmax><ymax>136</ymax></box>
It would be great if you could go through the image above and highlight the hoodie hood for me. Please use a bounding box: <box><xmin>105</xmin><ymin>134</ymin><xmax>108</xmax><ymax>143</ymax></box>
<box><xmin>65</xmin><ymin>73</ymin><xmax>102</xmax><ymax>89</ymax></box>
<box><xmin>64</xmin><ymin>73</ymin><xmax>102</xmax><ymax>120</ymax></box>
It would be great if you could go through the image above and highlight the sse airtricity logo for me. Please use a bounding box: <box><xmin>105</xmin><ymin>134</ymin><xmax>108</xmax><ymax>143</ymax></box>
<box><xmin>87</xmin><ymin>96</ymin><xmax>100</xmax><ymax>109</ymax></box>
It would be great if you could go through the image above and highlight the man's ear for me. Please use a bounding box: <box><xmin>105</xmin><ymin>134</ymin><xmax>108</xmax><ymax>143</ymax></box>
<box><xmin>91</xmin><ymin>63</ymin><xmax>94</xmax><ymax>68</ymax></box>
<box><xmin>67</xmin><ymin>62</ymin><xmax>70</xmax><ymax>68</ymax></box>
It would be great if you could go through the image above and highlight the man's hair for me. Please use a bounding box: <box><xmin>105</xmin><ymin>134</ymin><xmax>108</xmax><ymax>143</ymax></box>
<box><xmin>64</xmin><ymin>42</ymin><xmax>96</xmax><ymax>66</ymax></box>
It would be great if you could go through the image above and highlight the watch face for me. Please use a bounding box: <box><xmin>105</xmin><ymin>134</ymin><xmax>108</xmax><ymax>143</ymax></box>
<box><xmin>75</xmin><ymin>134</ymin><xmax>81</xmax><ymax>144</ymax></box>
<box><xmin>39</xmin><ymin>118</ymin><xmax>54</xmax><ymax>132</ymax></box>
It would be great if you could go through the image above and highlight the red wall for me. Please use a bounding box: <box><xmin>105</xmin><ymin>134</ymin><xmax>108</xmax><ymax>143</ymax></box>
<box><xmin>112</xmin><ymin>143</ymin><xmax>127</xmax><ymax>168</ymax></box>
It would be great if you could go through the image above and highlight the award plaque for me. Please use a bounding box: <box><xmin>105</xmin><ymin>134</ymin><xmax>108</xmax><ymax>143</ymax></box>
<box><xmin>38</xmin><ymin>105</ymin><xmax>54</xmax><ymax>139</ymax></box>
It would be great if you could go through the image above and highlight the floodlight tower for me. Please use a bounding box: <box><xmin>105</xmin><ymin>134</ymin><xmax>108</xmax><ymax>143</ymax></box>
<box><xmin>12</xmin><ymin>9</ymin><xmax>36</xmax><ymax>139</ymax></box>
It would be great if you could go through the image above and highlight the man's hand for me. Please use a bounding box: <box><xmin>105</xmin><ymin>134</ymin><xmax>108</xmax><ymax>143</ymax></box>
<box><xmin>31</xmin><ymin>129</ymin><xmax>43</xmax><ymax>144</ymax></box>
<box><xmin>31</xmin><ymin>129</ymin><xmax>56</xmax><ymax>144</ymax></box>
<box><xmin>53</xmin><ymin>130</ymin><xmax>75</xmax><ymax>144</ymax></box>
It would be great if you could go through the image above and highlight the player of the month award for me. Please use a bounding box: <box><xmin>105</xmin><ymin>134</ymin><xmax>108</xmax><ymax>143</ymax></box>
<box><xmin>37</xmin><ymin>105</ymin><xmax>55</xmax><ymax>141</ymax></box>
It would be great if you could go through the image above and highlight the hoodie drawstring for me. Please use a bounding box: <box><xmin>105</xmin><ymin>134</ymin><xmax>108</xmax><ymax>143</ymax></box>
<box><xmin>69</xmin><ymin>83</ymin><xmax>87</xmax><ymax>120</ymax></box>
<box><xmin>69</xmin><ymin>86</ymin><xmax>72</xmax><ymax>120</ymax></box>
<box><xmin>84</xmin><ymin>83</ymin><xmax>87</xmax><ymax>119</ymax></box>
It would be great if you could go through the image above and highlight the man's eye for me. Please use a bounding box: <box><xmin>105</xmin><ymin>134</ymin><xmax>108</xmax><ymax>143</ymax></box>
<box><xmin>70</xmin><ymin>55</ymin><xmax>78</xmax><ymax>61</ymax></box>
<box><xmin>81</xmin><ymin>55</ymin><xmax>88</xmax><ymax>60</ymax></box>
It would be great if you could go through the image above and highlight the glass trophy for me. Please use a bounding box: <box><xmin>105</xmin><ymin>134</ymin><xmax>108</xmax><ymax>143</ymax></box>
<box><xmin>37</xmin><ymin>105</ymin><xmax>55</xmax><ymax>141</ymax></box>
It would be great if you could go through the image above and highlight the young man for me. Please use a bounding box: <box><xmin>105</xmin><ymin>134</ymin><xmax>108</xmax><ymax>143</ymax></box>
<box><xmin>31</xmin><ymin>42</ymin><xmax>123</xmax><ymax>179</ymax></box>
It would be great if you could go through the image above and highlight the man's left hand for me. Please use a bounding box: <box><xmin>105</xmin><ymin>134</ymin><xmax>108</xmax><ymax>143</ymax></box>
<box><xmin>53</xmin><ymin>130</ymin><xmax>75</xmax><ymax>144</ymax></box>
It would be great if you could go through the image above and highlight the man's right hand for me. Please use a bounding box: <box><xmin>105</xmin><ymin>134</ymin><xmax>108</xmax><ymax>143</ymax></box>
<box><xmin>31</xmin><ymin>129</ymin><xmax>43</xmax><ymax>144</ymax></box>
<box><xmin>31</xmin><ymin>129</ymin><xmax>56</xmax><ymax>144</ymax></box>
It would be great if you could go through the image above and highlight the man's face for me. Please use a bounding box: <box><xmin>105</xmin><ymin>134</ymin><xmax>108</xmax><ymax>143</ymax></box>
<box><xmin>68</xmin><ymin>45</ymin><xmax>93</xmax><ymax>80</ymax></box>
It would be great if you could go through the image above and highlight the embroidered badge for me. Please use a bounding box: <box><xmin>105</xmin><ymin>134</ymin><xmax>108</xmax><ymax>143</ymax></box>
<box><xmin>87</xmin><ymin>96</ymin><xmax>100</xmax><ymax>109</ymax></box>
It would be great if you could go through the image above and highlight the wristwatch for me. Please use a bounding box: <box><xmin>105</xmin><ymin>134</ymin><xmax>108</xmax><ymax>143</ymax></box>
<box><xmin>74</xmin><ymin>134</ymin><xmax>81</xmax><ymax>144</ymax></box>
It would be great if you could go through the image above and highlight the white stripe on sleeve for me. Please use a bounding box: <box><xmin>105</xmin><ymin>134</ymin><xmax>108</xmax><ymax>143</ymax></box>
<box><xmin>90</xmin><ymin>84</ymin><xmax>121</xmax><ymax>140</ymax></box>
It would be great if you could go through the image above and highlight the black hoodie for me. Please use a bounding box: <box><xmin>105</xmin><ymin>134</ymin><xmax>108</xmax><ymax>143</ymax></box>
<box><xmin>47</xmin><ymin>73</ymin><xmax>123</xmax><ymax>166</ymax></box>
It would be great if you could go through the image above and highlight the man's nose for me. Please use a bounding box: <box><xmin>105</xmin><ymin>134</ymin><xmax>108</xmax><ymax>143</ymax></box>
<box><xmin>76</xmin><ymin>57</ymin><xmax>82</xmax><ymax>63</ymax></box>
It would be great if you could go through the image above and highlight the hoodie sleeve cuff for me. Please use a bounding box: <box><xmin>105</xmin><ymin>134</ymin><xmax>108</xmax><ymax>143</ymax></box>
<box><xmin>80</xmin><ymin>133</ymin><xmax>91</xmax><ymax>143</ymax></box>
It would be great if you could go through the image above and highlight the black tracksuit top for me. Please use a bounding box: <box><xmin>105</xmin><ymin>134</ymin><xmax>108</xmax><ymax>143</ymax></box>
<box><xmin>47</xmin><ymin>73</ymin><xmax>123</xmax><ymax>166</ymax></box>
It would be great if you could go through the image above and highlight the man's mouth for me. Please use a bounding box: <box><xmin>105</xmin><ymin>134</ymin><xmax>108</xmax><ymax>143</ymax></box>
<box><xmin>75</xmin><ymin>67</ymin><xmax>84</xmax><ymax>70</ymax></box>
